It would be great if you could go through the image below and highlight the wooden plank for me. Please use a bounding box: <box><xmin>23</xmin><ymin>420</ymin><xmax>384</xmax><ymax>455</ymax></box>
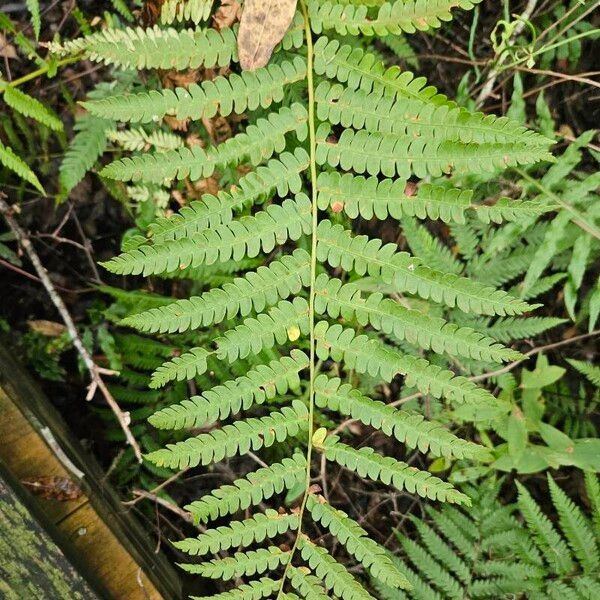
<box><xmin>0</xmin><ymin>471</ymin><xmax>98</xmax><ymax>599</ymax></box>
<box><xmin>0</xmin><ymin>344</ymin><xmax>182</xmax><ymax>600</ymax></box>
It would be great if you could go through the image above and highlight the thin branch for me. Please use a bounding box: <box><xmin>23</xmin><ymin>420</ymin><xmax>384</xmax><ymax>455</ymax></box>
<box><xmin>0</xmin><ymin>195</ymin><xmax>142</xmax><ymax>462</ymax></box>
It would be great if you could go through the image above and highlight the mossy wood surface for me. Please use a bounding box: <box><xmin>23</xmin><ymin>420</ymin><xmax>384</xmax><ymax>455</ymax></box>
<box><xmin>0</xmin><ymin>343</ymin><xmax>183</xmax><ymax>600</ymax></box>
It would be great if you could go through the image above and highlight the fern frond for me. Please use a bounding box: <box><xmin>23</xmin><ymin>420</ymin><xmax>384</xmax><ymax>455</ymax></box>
<box><xmin>298</xmin><ymin>537</ymin><xmax>377</xmax><ymax>600</ymax></box>
<box><xmin>314</xmin><ymin>376</ymin><xmax>486</xmax><ymax>460</ymax></box>
<box><xmin>313</xmin><ymin>36</ymin><xmax>449</xmax><ymax>104</ymax></box>
<box><xmin>516</xmin><ymin>481</ymin><xmax>574</xmax><ymax>576</ymax></box>
<box><xmin>315</xmin><ymin>275</ymin><xmax>521</xmax><ymax>362</ymax></box>
<box><xmin>317</xmin><ymin>171</ymin><xmax>472</xmax><ymax>223</ymax></box>
<box><xmin>149</xmin><ymin>347</ymin><xmax>209</xmax><ymax>388</ymax></box>
<box><xmin>103</xmin><ymin>195</ymin><xmax>312</xmax><ymax>276</ymax></box>
<box><xmin>175</xmin><ymin>509</ymin><xmax>300</xmax><ymax>556</ymax></box>
<box><xmin>314</xmin><ymin>321</ymin><xmax>498</xmax><ymax>406</ymax></box>
<box><xmin>0</xmin><ymin>141</ymin><xmax>45</xmax><ymax>194</ymax></box>
<box><xmin>161</xmin><ymin>0</ymin><xmax>214</xmax><ymax>25</ymax></box>
<box><xmin>317</xmin><ymin>438</ymin><xmax>469</xmax><ymax>503</ymax></box>
<box><xmin>316</xmin><ymin>220</ymin><xmax>534</xmax><ymax>316</ymax></box>
<box><xmin>2</xmin><ymin>86</ymin><xmax>63</xmax><ymax>131</ymax></box>
<box><xmin>125</xmin><ymin>250</ymin><xmax>311</xmax><ymax>333</ymax></box>
<box><xmin>547</xmin><ymin>475</ymin><xmax>599</xmax><ymax>574</ymax></box>
<box><xmin>316</xmin><ymin>124</ymin><xmax>553</xmax><ymax>179</ymax></box>
<box><xmin>83</xmin><ymin>58</ymin><xmax>307</xmax><ymax>123</ymax></box>
<box><xmin>59</xmin><ymin>115</ymin><xmax>111</xmax><ymax>195</ymax></box>
<box><xmin>149</xmin><ymin>350</ymin><xmax>309</xmax><ymax>429</ymax></box>
<box><xmin>186</xmin><ymin>453</ymin><xmax>307</xmax><ymax>523</ymax></box>
<box><xmin>181</xmin><ymin>546</ymin><xmax>290</xmax><ymax>579</ymax></box>
<box><xmin>585</xmin><ymin>472</ymin><xmax>600</xmax><ymax>538</ymax></box>
<box><xmin>147</xmin><ymin>401</ymin><xmax>309</xmax><ymax>469</ymax></box>
<box><xmin>315</xmin><ymin>81</ymin><xmax>551</xmax><ymax>147</ymax></box>
<box><xmin>309</xmin><ymin>0</ymin><xmax>482</xmax><ymax>36</ymax></box>
<box><xmin>102</xmin><ymin>104</ymin><xmax>308</xmax><ymax>184</ymax></box>
<box><xmin>566</xmin><ymin>359</ymin><xmax>600</xmax><ymax>387</ymax></box>
<box><xmin>190</xmin><ymin>577</ymin><xmax>280</xmax><ymax>600</ymax></box>
<box><xmin>306</xmin><ymin>493</ymin><xmax>410</xmax><ymax>589</ymax></box>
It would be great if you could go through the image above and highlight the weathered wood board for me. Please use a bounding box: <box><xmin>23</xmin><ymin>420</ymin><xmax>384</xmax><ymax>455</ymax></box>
<box><xmin>0</xmin><ymin>343</ymin><xmax>182</xmax><ymax>599</ymax></box>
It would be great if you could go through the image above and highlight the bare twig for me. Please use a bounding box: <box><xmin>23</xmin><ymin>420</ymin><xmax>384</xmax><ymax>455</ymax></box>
<box><xmin>476</xmin><ymin>0</ymin><xmax>539</xmax><ymax>107</ymax></box>
<box><xmin>0</xmin><ymin>195</ymin><xmax>143</xmax><ymax>462</ymax></box>
<box><xmin>127</xmin><ymin>490</ymin><xmax>195</xmax><ymax>523</ymax></box>
<box><xmin>123</xmin><ymin>468</ymin><xmax>190</xmax><ymax>507</ymax></box>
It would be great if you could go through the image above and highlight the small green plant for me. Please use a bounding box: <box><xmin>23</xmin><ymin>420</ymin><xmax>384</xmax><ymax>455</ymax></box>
<box><xmin>376</xmin><ymin>473</ymin><xmax>600</xmax><ymax>599</ymax></box>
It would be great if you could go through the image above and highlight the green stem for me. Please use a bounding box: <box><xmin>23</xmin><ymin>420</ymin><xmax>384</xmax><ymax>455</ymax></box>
<box><xmin>515</xmin><ymin>167</ymin><xmax>600</xmax><ymax>241</ymax></box>
<box><xmin>2</xmin><ymin>56</ymin><xmax>81</xmax><ymax>89</ymax></box>
<box><xmin>277</xmin><ymin>1</ymin><xmax>317</xmax><ymax>597</ymax></box>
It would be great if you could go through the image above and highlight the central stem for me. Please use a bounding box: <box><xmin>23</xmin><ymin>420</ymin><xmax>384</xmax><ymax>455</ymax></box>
<box><xmin>277</xmin><ymin>0</ymin><xmax>318</xmax><ymax>596</ymax></box>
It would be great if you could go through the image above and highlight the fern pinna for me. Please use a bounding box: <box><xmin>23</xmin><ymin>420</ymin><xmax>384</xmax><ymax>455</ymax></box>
<box><xmin>52</xmin><ymin>1</ymin><xmax>554</xmax><ymax>597</ymax></box>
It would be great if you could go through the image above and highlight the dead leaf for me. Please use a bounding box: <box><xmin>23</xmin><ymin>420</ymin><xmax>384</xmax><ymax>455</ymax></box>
<box><xmin>22</xmin><ymin>476</ymin><xmax>83</xmax><ymax>501</ymax></box>
<box><xmin>0</xmin><ymin>34</ymin><xmax>17</xmax><ymax>59</ymax></box>
<box><xmin>213</xmin><ymin>0</ymin><xmax>242</xmax><ymax>30</ymax></box>
<box><xmin>237</xmin><ymin>0</ymin><xmax>298</xmax><ymax>71</ymax></box>
<box><xmin>140</xmin><ymin>0</ymin><xmax>166</xmax><ymax>26</ymax></box>
<box><xmin>28</xmin><ymin>320</ymin><xmax>67</xmax><ymax>337</ymax></box>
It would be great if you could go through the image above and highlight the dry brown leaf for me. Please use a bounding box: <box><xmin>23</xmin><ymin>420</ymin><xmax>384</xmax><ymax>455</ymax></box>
<box><xmin>237</xmin><ymin>0</ymin><xmax>298</xmax><ymax>71</ymax></box>
<box><xmin>0</xmin><ymin>34</ymin><xmax>17</xmax><ymax>59</ymax></box>
<box><xmin>22</xmin><ymin>476</ymin><xmax>83</xmax><ymax>501</ymax></box>
<box><xmin>28</xmin><ymin>320</ymin><xmax>67</xmax><ymax>337</ymax></box>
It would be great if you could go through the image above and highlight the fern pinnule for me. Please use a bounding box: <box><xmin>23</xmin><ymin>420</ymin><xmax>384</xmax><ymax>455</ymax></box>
<box><xmin>2</xmin><ymin>85</ymin><xmax>63</xmax><ymax>132</ymax></box>
<box><xmin>566</xmin><ymin>359</ymin><xmax>600</xmax><ymax>387</ymax></box>
<box><xmin>309</xmin><ymin>0</ymin><xmax>483</xmax><ymax>36</ymax></box>
<box><xmin>315</xmin><ymin>274</ymin><xmax>523</xmax><ymax>362</ymax></box>
<box><xmin>0</xmin><ymin>140</ymin><xmax>45</xmax><ymax>194</ymax></box>
<box><xmin>160</xmin><ymin>0</ymin><xmax>214</xmax><ymax>25</ymax></box>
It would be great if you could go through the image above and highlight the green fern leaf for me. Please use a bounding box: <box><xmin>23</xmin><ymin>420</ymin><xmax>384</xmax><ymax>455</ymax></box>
<box><xmin>161</xmin><ymin>0</ymin><xmax>214</xmax><ymax>25</ymax></box>
<box><xmin>317</xmin><ymin>438</ymin><xmax>470</xmax><ymax>503</ymax></box>
<box><xmin>0</xmin><ymin>141</ymin><xmax>45</xmax><ymax>194</ymax></box>
<box><xmin>124</xmin><ymin>250</ymin><xmax>311</xmax><ymax>333</ymax></box>
<box><xmin>190</xmin><ymin>577</ymin><xmax>280</xmax><ymax>600</ymax></box>
<box><xmin>2</xmin><ymin>86</ymin><xmax>63</xmax><ymax>131</ymax></box>
<box><xmin>26</xmin><ymin>0</ymin><xmax>41</xmax><ymax>39</ymax></box>
<box><xmin>186</xmin><ymin>453</ymin><xmax>307</xmax><ymax>523</ymax></box>
<box><xmin>181</xmin><ymin>546</ymin><xmax>290</xmax><ymax>579</ymax></box>
<box><xmin>149</xmin><ymin>350</ymin><xmax>309</xmax><ymax>429</ymax></box>
<box><xmin>83</xmin><ymin>58</ymin><xmax>307</xmax><ymax>123</ymax></box>
<box><xmin>147</xmin><ymin>401</ymin><xmax>309</xmax><ymax>469</ymax></box>
<box><xmin>103</xmin><ymin>195</ymin><xmax>312</xmax><ymax>276</ymax></box>
<box><xmin>102</xmin><ymin>104</ymin><xmax>308</xmax><ymax>184</ymax></box>
<box><xmin>314</xmin><ymin>376</ymin><xmax>486</xmax><ymax>460</ymax></box>
<box><xmin>547</xmin><ymin>475</ymin><xmax>599</xmax><ymax>573</ymax></box>
<box><xmin>306</xmin><ymin>493</ymin><xmax>410</xmax><ymax>589</ymax></box>
<box><xmin>175</xmin><ymin>509</ymin><xmax>300</xmax><ymax>556</ymax></box>
<box><xmin>288</xmin><ymin>566</ymin><xmax>330</xmax><ymax>600</ymax></box>
<box><xmin>316</xmin><ymin>221</ymin><xmax>534</xmax><ymax>316</ymax></box>
<box><xmin>566</xmin><ymin>359</ymin><xmax>600</xmax><ymax>387</ymax></box>
<box><xmin>298</xmin><ymin>536</ymin><xmax>377</xmax><ymax>600</ymax></box>
<box><xmin>314</xmin><ymin>321</ymin><xmax>498</xmax><ymax>406</ymax></box>
<box><xmin>309</xmin><ymin>0</ymin><xmax>482</xmax><ymax>36</ymax></box>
